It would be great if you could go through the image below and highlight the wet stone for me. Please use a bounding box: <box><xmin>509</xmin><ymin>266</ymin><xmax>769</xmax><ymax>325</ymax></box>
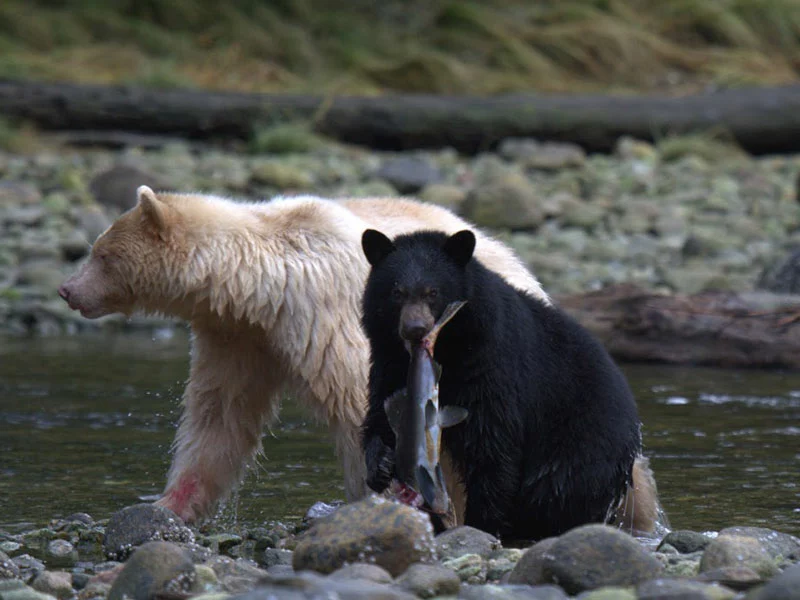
<box><xmin>103</xmin><ymin>503</ymin><xmax>193</xmax><ymax>560</ymax></box>
<box><xmin>750</xmin><ymin>561</ymin><xmax>800</xmax><ymax>600</ymax></box>
<box><xmin>636</xmin><ymin>578</ymin><xmax>736</xmax><ymax>600</ymax></box>
<box><xmin>658</xmin><ymin>530</ymin><xmax>712</xmax><ymax>554</ymax></box>
<box><xmin>699</xmin><ymin>535</ymin><xmax>779</xmax><ymax>579</ymax></box>
<box><xmin>506</xmin><ymin>538</ymin><xmax>557</xmax><ymax>586</ymax></box>
<box><xmin>694</xmin><ymin>565</ymin><xmax>762</xmax><ymax>591</ymax></box>
<box><xmin>257</xmin><ymin>548</ymin><xmax>292</xmax><ymax>569</ymax></box>
<box><xmin>436</xmin><ymin>526</ymin><xmax>501</xmax><ymax>561</ymax></box>
<box><xmin>292</xmin><ymin>495</ymin><xmax>435</xmax><ymax>577</ymax></box>
<box><xmin>328</xmin><ymin>562</ymin><xmax>393</xmax><ymax>584</ymax></box>
<box><xmin>575</xmin><ymin>586</ymin><xmax>637</xmax><ymax>600</ymax></box>
<box><xmin>107</xmin><ymin>541</ymin><xmax>195</xmax><ymax>600</ymax></box>
<box><xmin>487</xmin><ymin>549</ymin><xmax>523</xmax><ymax>581</ymax></box>
<box><xmin>11</xmin><ymin>556</ymin><xmax>45</xmax><ymax>585</ymax></box>
<box><xmin>0</xmin><ymin>552</ymin><xmax>20</xmax><ymax>580</ymax></box>
<box><xmin>45</xmin><ymin>541</ymin><xmax>76</xmax><ymax>568</ymax></box>
<box><xmin>395</xmin><ymin>563</ymin><xmax>461</xmax><ymax>598</ymax></box>
<box><xmin>31</xmin><ymin>571</ymin><xmax>72</xmax><ymax>599</ymax></box>
<box><xmin>458</xmin><ymin>583</ymin><xmax>569</xmax><ymax>600</ymax></box>
<box><xmin>717</xmin><ymin>527</ymin><xmax>800</xmax><ymax>561</ymax></box>
<box><xmin>442</xmin><ymin>553</ymin><xmax>486</xmax><ymax>584</ymax></box>
<box><xmin>539</xmin><ymin>525</ymin><xmax>663</xmax><ymax>594</ymax></box>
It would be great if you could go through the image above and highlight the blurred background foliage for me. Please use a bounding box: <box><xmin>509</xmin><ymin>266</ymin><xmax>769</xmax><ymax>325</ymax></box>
<box><xmin>1</xmin><ymin>0</ymin><xmax>799</xmax><ymax>95</ymax></box>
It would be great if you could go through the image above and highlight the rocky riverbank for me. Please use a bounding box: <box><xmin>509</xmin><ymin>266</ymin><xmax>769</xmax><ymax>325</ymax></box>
<box><xmin>1</xmin><ymin>498</ymin><xmax>798</xmax><ymax>600</ymax></box>
<box><xmin>1</xmin><ymin>134</ymin><xmax>800</xmax><ymax>334</ymax></box>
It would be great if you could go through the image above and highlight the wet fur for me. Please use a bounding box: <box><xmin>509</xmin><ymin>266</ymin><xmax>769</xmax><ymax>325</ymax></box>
<box><xmin>361</xmin><ymin>230</ymin><xmax>651</xmax><ymax>540</ymax></box>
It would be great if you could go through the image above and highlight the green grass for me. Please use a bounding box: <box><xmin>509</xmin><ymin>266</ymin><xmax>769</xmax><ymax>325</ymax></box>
<box><xmin>1</xmin><ymin>0</ymin><xmax>799</xmax><ymax>95</ymax></box>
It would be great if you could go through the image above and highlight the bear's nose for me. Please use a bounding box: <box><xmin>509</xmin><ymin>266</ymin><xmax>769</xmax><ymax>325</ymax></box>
<box><xmin>401</xmin><ymin>321</ymin><xmax>429</xmax><ymax>342</ymax></box>
<box><xmin>58</xmin><ymin>284</ymin><xmax>70</xmax><ymax>301</ymax></box>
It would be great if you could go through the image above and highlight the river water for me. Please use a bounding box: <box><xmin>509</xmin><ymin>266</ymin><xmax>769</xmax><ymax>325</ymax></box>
<box><xmin>1</xmin><ymin>331</ymin><xmax>798</xmax><ymax>536</ymax></box>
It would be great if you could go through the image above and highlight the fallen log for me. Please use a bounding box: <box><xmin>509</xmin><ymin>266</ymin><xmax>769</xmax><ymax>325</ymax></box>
<box><xmin>556</xmin><ymin>284</ymin><xmax>800</xmax><ymax>370</ymax></box>
<box><xmin>3</xmin><ymin>80</ymin><xmax>800</xmax><ymax>154</ymax></box>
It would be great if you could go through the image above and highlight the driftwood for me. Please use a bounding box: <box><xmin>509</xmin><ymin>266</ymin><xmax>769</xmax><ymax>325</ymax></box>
<box><xmin>3</xmin><ymin>80</ymin><xmax>800</xmax><ymax>154</ymax></box>
<box><xmin>557</xmin><ymin>285</ymin><xmax>800</xmax><ymax>370</ymax></box>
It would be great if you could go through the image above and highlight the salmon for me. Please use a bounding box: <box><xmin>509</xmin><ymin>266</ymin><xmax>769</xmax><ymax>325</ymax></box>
<box><xmin>384</xmin><ymin>301</ymin><xmax>468</xmax><ymax>519</ymax></box>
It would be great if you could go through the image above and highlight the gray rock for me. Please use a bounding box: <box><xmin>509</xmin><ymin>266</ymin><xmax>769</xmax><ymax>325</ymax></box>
<box><xmin>658</xmin><ymin>531</ymin><xmax>712</xmax><ymax>554</ymax></box>
<box><xmin>0</xmin><ymin>552</ymin><xmax>20</xmax><ymax>580</ymax></box>
<box><xmin>103</xmin><ymin>503</ymin><xmax>193</xmax><ymax>560</ymax></box>
<box><xmin>487</xmin><ymin>549</ymin><xmax>523</xmax><ymax>582</ymax></box>
<box><xmin>462</xmin><ymin>173</ymin><xmax>544</xmax><ymax>230</ymax></box>
<box><xmin>558</xmin><ymin>197</ymin><xmax>606</xmax><ymax>230</ymax></box>
<box><xmin>700</xmin><ymin>535</ymin><xmax>779</xmax><ymax>579</ymax></box>
<box><xmin>10</xmin><ymin>556</ymin><xmax>44</xmax><ymax>585</ymax></box>
<box><xmin>442</xmin><ymin>554</ymin><xmax>486</xmax><ymax>584</ymax></box>
<box><xmin>419</xmin><ymin>184</ymin><xmax>466</xmax><ymax>210</ymax></box>
<box><xmin>72</xmin><ymin>206</ymin><xmax>111</xmax><ymax>245</ymax></box>
<box><xmin>657</xmin><ymin>551</ymin><xmax>702</xmax><ymax>577</ymax></box>
<box><xmin>459</xmin><ymin>583</ymin><xmax>568</xmax><ymax>600</ymax></box>
<box><xmin>499</xmin><ymin>139</ymin><xmax>586</xmax><ymax>171</ymax></box>
<box><xmin>436</xmin><ymin>526</ymin><xmax>501</xmax><ymax>561</ymax></box>
<box><xmin>239</xmin><ymin>570</ymin><xmax>415</xmax><ymax>600</ymax></box>
<box><xmin>575</xmin><ymin>587</ymin><xmax>637</xmax><ymax>600</ymax></box>
<box><xmin>717</xmin><ymin>527</ymin><xmax>800</xmax><ymax>561</ymax></box>
<box><xmin>636</xmin><ymin>578</ymin><xmax>736</xmax><ymax>600</ymax></box>
<box><xmin>258</xmin><ymin>548</ymin><xmax>292</xmax><ymax>569</ymax></box>
<box><xmin>292</xmin><ymin>495</ymin><xmax>435</xmax><ymax>577</ymax></box>
<box><xmin>204</xmin><ymin>556</ymin><xmax>267</xmax><ymax>594</ymax></box>
<box><xmin>108</xmin><ymin>541</ymin><xmax>195</xmax><ymax>600</ymax></box>
<box><xmin>89</xmin><ymin>164</ymin><xmax>166</xmax><ymax>212</ymax></box>
<box><xmin>376</xmin><ymin>157</ymin><xmax>442</xmax><ymax>194</ymax></box>
<box><xmin>748</xmin><ymin>561</ymin><xmax>800</xmax><ymax>600</ymax></box>
<box><xmin>0</xmin><ymin>583</ymin><xmax>57</xmax><ymax>600</ymax></box>
<box><xmin>329</xmin><ymin>563</ymin><xmax>393</xmax><ymax>584</ymax></box>
<box><xmin>506</xmin><ymin>538</ymin><xmax>558</xmax><ymax>585</ymax></box>
<box><xmin>31</xmin><ymin>572</ymin><xmax>72</xmax><ymax>599</ymax></box>
<box><xmin>695</xmin><ymin>566</ymin><xmax>762</xmax><ymax>591</ymax></box>
<box><xmin>303</xmin><ymin>500</ymin><xmax>342</xmax><ymax>524</ymax></box>
<box><xmin>191</xmin><ymin>564</ymin><xmax>219</xmax><ymax>594</ymax></box>
<box><xmin>395</xmin><ymin>563</ymin><xmax>460</xmax><ymax>598</ymax></box>
<box><xmin>45</xmin><ymin>540</ymin><xmax>76</xmax><ymax>568</ymax></box>
<box><xmin>3</xmin><ymin>207</ymin><xmax>46</xmax><ymax>228</ymax></box>
<box><xmin>540</xmin><ymin>525</ymin><xmax>664</xmax><ymax>594</ymax></box>
<box><xmin>249</xmin><ymin>161</ymin><xmax>313</xmax><ymax>190</ymax></box>
<box><xmin>0</xmin><ymin>182</ymin><xmax>42</xmax><ymax>206</ymax></box>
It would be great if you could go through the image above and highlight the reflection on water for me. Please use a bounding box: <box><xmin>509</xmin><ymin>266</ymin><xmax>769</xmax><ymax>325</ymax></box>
<box><xmin>1</xmin><ymin>333</ymin><xmax>798</xmax><ymax>536</ymax></box>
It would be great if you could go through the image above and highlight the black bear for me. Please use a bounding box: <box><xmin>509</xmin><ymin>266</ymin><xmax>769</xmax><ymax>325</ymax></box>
<box><xmin>360</xmin><ymin>228</ymin><xmax>661</xmax><ymax>540</ymax></box>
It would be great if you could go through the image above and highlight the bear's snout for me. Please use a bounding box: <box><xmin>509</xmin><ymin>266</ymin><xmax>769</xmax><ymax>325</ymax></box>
<box><xmin>399</xmin><ymin>302</ymin><xmax>435</xmax><ymax>342</ymax></box>
<box><xmin>58</xmin><ymin>283</ymin><xmax>71</xmax><ymax>302</ymax></box>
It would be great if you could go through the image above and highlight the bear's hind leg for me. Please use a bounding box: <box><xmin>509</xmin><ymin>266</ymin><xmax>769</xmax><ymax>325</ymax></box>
<box><xmin>157</xmin><ymin>330</ymin><xmax>283</xmax><ymax>522</ymax></box>
<box><xmin>615</xmin><ymin>456</ymin><xmax>668</xmax><ymax>536</ymax></box>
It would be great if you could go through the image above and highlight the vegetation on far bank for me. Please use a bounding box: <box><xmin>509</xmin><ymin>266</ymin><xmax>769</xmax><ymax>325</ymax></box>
<box><xmin>1</xmin><ymin>0</ymin><xmax>800</xmax><ymax>96</ymax></box>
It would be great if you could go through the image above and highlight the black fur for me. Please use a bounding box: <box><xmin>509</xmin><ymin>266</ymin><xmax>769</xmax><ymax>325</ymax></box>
<box><xmin>360</xmin><ymin>229</ymin><xmax>642</xmax><ymax>541</ymax></box>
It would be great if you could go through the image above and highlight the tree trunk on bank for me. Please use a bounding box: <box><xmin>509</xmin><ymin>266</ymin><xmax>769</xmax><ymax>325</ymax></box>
<box><xmin>556</xmin><ymin>285</ymin><xmax>800</xmax><ymax>370</ymax></box>
<box><xmin>3</xmin><ymin>80</ymin><xmax>800</xmax><ymax>154</ymax></box>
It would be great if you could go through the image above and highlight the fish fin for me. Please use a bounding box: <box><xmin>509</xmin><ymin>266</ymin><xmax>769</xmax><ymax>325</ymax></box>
<box><xmin>432</xmin><ymin>359</ymin><xmax>442</xmax><ymax>382</ymax></box>
<box><xmin>383</xmin><ymin>389</ymin><xmax>408</xmax><ymax>437</ymax></box>
<box><xmin>439</xmin><ymin>405</ymin><xmax>468</xmax><ymax>428</ymax></box>
<box><xmin>425</xmin><ymin>400</ymin><xmax>436</xmax><ymax>430</ymax></box>
<box><xmin>416</xmin><ymin>465</ymin><xmax>437</xmax><ymax>509</ymax></box>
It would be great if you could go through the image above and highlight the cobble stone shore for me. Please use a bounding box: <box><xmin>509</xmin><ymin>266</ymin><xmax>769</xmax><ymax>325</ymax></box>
<box><xmin>1</xmin><ymin>499</ymin><xmax>798</xmax><ymax>600</ymax></box>
<box><xmin>2</xmin><ymin>136</ymin><xmax>800</xmax><ymax>334</ymax></box>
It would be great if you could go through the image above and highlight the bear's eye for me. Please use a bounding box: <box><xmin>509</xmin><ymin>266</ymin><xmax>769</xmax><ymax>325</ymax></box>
<box><xmin>426</xmin><ymin>289</ymin><xmax>438</xmax><ymax>300</ymax></box>
<box><xmin>391</xmin><ymin>287</ymin><xmax>406</xmax><ymax>301</ymax></box>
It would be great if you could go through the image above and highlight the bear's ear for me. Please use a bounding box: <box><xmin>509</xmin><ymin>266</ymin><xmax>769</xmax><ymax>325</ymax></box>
<box><xmin>362</xmin><ymin>229</ymin><xmax>396</xmax><ymax>266</ymax></box>
<box><xmin>137</xmin><ymin>185</ymin><xmax>169</xmax><ymax>239</ymax></box>
<box><xmin>443</xmin><ymin>230</ymin><xmax>476</xmax><ymax>267</ymax></box>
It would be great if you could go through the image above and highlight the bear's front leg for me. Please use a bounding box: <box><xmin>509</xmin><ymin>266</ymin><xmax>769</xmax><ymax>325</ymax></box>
<box><xmin>156</xmin><ymin>329</ymin><xmax>282</xmax><ymax>522</ymax></box>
